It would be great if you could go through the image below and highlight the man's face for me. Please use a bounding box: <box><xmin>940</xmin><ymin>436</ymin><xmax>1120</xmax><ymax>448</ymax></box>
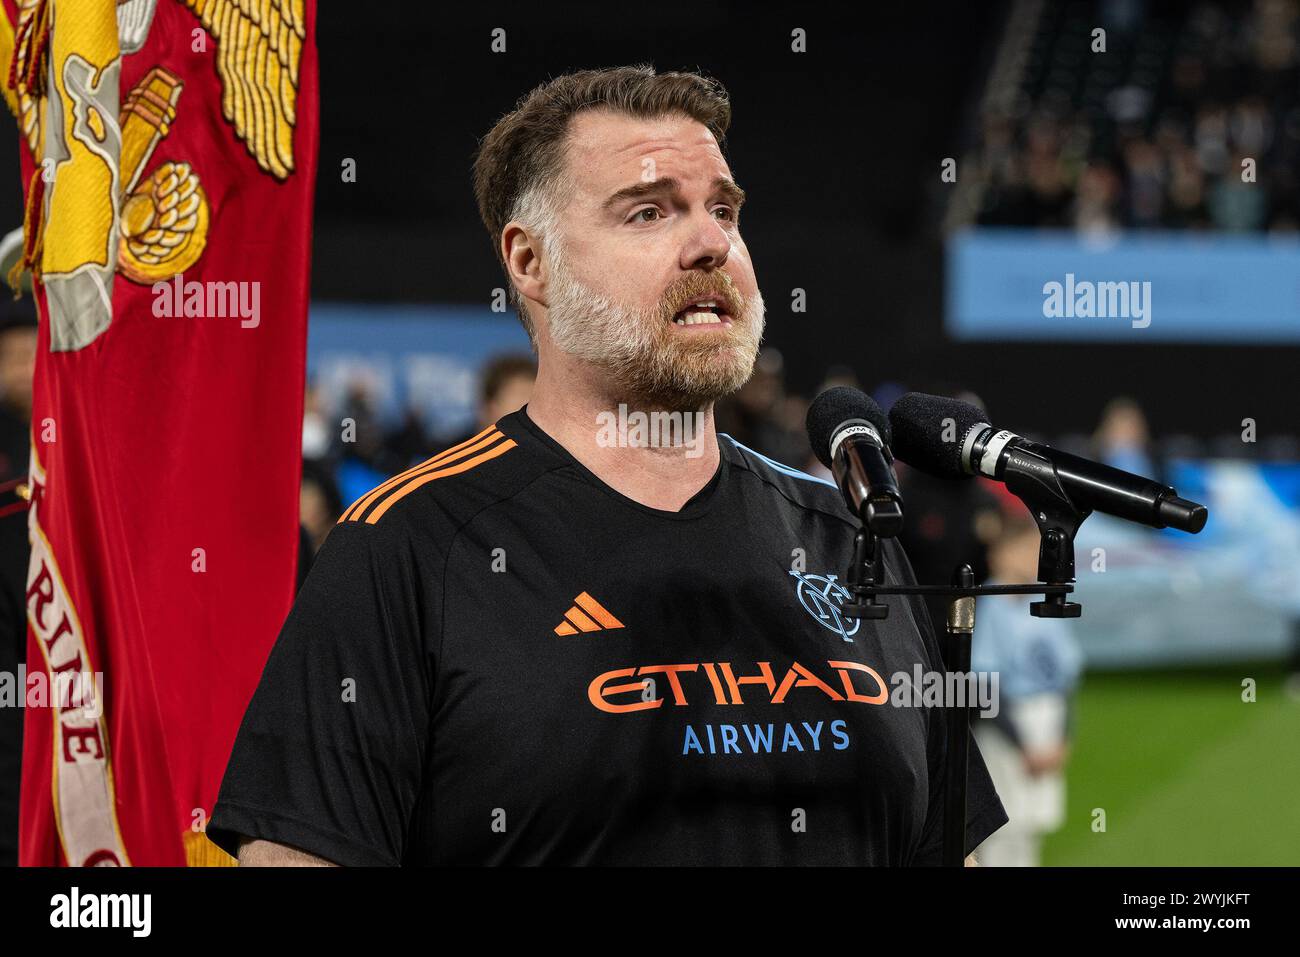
<box><xmin>539</xmin><ymin>109</ymin><xmax>764</xmax><ymax>408</ymax></box>
<box><xmin>482</xmin><ymin>371</ymin><xmax>535</xmax><ymax>427</ymax></box>
<box><xmin>992</xmin><ymin>522</ymin><xmax>1041</xmax><ymax>582</ymax></box>
<box><xmin>0</xmin><ymin>327</ymin><xmax>36</xmax><ymax>416</ymax></box>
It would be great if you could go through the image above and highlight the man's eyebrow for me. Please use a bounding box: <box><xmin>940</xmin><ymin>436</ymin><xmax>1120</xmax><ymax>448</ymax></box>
<box><xmin>713</xmin><ymin>177</ymin><xmax>747</xmax><ymax>208</ymax></box>
<box><xmin>600</xmin><ymin>176</ymin><xmax>747</xmax><ymax>212</ymax></box>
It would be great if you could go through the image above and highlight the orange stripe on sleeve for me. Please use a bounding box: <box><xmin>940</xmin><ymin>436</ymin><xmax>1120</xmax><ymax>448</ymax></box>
<box><xmin>364</xmin><ymin>439</ymin><xmax>517</xmax><ymax>525</ymax></box>
<box><xmin>339</xmin><ymin>426</ymin><xmax>501</xmax><ymax>523</ymax></box>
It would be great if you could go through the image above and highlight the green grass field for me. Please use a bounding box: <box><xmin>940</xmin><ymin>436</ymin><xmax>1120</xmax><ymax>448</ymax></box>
<box><xmin>1040</xmin><ymin>667</ymin><xmax>1300</xmax><ymax>865</ymax></box>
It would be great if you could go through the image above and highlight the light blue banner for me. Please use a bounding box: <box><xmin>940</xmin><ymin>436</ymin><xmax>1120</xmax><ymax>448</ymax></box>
<box><xmin>947</xmin><ymin>228</ymin><xmax>1300</xmax><ymax>342</ymax></box>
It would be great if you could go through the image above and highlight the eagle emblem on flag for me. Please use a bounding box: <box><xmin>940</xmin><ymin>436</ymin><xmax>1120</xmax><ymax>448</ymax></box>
<box><xmin>2</xmin><ymin>0</ymin><xmax>306</xmax><ymax>346</ymax></box>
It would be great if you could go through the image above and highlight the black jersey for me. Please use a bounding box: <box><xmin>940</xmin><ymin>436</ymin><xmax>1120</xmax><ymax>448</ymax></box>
<box><xmin>208</xmin><ymin>407</ymin><xmax>1006</xmax><ymax>865</ymax></box>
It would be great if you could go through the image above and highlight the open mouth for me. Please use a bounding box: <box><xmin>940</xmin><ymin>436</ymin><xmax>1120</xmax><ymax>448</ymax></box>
<box><xmin>672</xmin><ymin>299</ymin><xmax>733</xmax><ymax>327</ymax></box>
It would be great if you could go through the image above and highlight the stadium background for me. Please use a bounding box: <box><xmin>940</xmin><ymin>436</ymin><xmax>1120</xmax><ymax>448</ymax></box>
<box><xmin>0</xmin><ymin>0</ymin><xmax>1296</xmax><ymax>864</ymax></box>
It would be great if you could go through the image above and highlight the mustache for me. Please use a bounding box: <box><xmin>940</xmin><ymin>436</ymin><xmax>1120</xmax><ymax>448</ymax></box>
<box><xmin>661</xmin><ymin>277</ymin><xmax>745</xmax><ymax>319</ymax></box>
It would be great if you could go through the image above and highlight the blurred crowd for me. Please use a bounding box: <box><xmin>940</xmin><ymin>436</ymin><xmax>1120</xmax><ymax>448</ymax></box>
<box><xmin>965</xmin><ymin>0</ymin><xmax>1300</xmax><ymax>234</ymax></box>
<box><xmin>298</xmin><ymin>355</ymin><xmax>539</xmax><ymax>563</ymax></box>
<box><xmin>301</xmin><ymin>342</ymin><xmax>1264</xmax><ymax>540</ymax></box>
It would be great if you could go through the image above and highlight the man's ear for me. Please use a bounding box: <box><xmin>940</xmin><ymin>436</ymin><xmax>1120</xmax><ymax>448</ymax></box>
<box><xmin>502</xmin><ymin>223</ymin><xmax>546</xmax><ymax>308</ymax></box>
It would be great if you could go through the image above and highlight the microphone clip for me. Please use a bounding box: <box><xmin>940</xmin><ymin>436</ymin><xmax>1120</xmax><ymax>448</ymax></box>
<box><xmin>1000</xmin><ymin>446</ymin><xmax>1091</xmax><ymax>618</ymax></box>
<box><xmin>842</xmin><ymin>525</ymin><xmax>890</xmax><ymax>620</ymax></box>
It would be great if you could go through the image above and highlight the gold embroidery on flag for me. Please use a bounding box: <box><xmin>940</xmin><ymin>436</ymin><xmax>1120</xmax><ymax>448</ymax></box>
<box><xmin>118</xmin><ymin>160</ymin><xmax>209</xmax><ymax>281</ymax></box>
<box><xmin>117</xmin><ymin>68</ymin><xmax>209</xmax><ymax>283</ymax></box>
<box><xmin>181</xmin><ymin>0</ymin><xmax>306</xmax><ymax>180</ymax></box>
<box><xmin>8</xmin><ymin>0</ymin><xmax>307</xmax><ymax>320</ymax></box>
<box><xmin>17</xmin><ymin>0</ymin><xmax>123</xmax><ymax>352</ymax></box>
<box><xmin>9</xmin><ymin>0</ymin><xmax>48</xmax><ymax>158</ymax></box>
<box><xmin>119</xmin><ymin>65</ymin><xmax>180</xmax><ymax>193</ymax></box>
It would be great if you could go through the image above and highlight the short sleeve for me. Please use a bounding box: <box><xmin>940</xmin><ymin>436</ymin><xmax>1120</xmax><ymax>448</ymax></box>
<box><xmin>883</xmin><ymin>539</ymin><xmax>1009</xmax><ymax>865</ymax></box>
<box><xmin>207</xmin><ymin>520</ymin><xmax>435</xmax><ymax>866</ymax></box>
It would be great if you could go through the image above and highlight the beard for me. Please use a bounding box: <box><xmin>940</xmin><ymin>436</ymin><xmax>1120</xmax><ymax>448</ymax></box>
<box><xmin>542</xmin><ymin>237</ymin><xmax>765</xmax><ymax>409</ymax></box>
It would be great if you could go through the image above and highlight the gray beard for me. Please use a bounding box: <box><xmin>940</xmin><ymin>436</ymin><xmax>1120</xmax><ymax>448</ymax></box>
<box><xmin>543</xmin><ymin>245</ymin><xmax>765</xmax><ymax>410</ymax></box>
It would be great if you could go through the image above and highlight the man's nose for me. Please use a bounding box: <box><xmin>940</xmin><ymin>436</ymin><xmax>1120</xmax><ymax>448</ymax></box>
<box><xmin>679</xmin><ymin>211</ymin><xmax>731</xmax><ymax>270</ymax></box>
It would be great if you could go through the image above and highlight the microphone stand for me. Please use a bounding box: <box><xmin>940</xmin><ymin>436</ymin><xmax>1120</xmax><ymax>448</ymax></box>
<box><xmin>842</xmin><ymin>476</ymin><xmax>1089</xmax><ymax>866</ymax></box>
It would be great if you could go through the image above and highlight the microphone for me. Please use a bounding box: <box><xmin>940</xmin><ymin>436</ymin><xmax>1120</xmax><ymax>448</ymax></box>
<box><xmin>807</xmin><ymin>387</ymin><xmax>904</xmax><ymax>536</ymax></box>
<box><xmin>888</xmin><ymin>392</ymin><xmax>1207</xmax><ymax>534</ymax></box>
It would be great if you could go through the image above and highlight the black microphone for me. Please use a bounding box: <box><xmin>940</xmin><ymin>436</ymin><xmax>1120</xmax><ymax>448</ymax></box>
<box><xmin>807</xmin><ymin>387</ymin><xmax>904</xmax><ymax>536</ymax></box>
<box><xmin>888</xmin><ymin>392</ymin><xmax>1207</xmax><ymax>534</ymax></box>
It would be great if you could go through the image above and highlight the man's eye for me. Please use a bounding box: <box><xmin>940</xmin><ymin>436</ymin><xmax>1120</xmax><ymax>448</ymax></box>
<box><xmin>713</xmin><ymin>206</ymin><xmax>737</xmax><ymax>222</ymax></box>
<box><xmin>630</xmin><ymin>207</ymin><xmax>661</xmax><ymax>223</ymax></box>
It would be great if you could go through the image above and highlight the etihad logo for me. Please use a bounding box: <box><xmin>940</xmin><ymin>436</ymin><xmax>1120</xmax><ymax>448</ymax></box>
<box><xmin>589</xmin><ymin>660</ymin><xmax>889</xmax><ymax>713</ymax></box>
<box><xmin>554</xmin><ymin>592</ymin><xmax>625</xmax><ymax>636</ymax></box>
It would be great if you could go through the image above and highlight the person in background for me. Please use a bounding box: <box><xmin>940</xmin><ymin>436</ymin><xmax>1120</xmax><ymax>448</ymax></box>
<box><xmin>440</xmin><ymin>353</ymin><xmax>537</xmax><ymax>451</ymax></box>
<box><xmin>971</xmin><ymin>489</ymin><xmax>1084</xmax><ymax>867</ymax></box>
<box><xmin>476</xmin><ymin>353</ymin><xmax>536</xmax><ymax>430</ymax></box>
<box><xmin>301</xmin><ymin>379</ymin><xmax>331</xmax><ymax>462</ymax></box>
<box><xmin>295</xmin><ymin>380</ymin><xmax>347</xmax><ymax>587</ymax></box>
<box><xmin>1092</xmin><ymin>396</ymin><xmax>1160</xmax><ymax>482</ymax></box>
<box><xmin>331</xmin><ymin>378</ymin><xmax>390</xmax><ymax>509</ymax></box>
<box><xmin>385</xmin><ymin>406</ymin><xmax>433</xmax><ymax>472</ymax></box>
<box><xmin>300</xmin><ymin>460</ymin><xmax>344</xmax><ymax>556</ymax></box>
<box><xmin>0</xmin><ymin>294</ymin><xmax>37</xmax><ymax>867</ymax></box>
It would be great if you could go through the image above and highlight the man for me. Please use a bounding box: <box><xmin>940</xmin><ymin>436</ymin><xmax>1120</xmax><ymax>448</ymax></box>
<box><xmin>208</xmin><ymin>65</ymin><xmax>1006</xmax><ymax>865</ymax></box>
<box><xmin>476</xmin><ymin>353</ymin><xmax>536</xmax><ymax>431</ymax></box>
<box><xmin>437</xmin><ymin>353</ymin><xmax>537</xmax><ymax>453</ymax></box>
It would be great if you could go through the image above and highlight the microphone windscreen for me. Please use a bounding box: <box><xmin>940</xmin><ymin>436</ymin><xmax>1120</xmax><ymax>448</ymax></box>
<box><xmin>806</xmin><ymin>386</ymin><xmax>890</xmax><ymax>469</ymax></box>
<box><xmin>888</xmin><ymin>392</ymin><xmax>988</xmax><ymax>479</ymax></box>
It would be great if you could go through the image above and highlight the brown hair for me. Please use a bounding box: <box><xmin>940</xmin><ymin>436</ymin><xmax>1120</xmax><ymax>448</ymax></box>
<box><xmin>471</xmin><ymin>64</ymin><xmax>733</xmax><ymax>340</ymax></box>
<box><xmin>479</xmin><ymin>353</ymin><xmax>537</xmax><ymax>405</ymax></box>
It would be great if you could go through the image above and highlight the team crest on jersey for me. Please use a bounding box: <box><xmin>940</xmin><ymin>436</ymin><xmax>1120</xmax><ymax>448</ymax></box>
<box><xmin>789</xmin><ymin>570</ymin><xmax>860</xmax><ymax>643</ymax></box>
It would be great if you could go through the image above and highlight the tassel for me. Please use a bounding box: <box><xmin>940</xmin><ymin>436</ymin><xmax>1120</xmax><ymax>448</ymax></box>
<box><xmin>8</xmin><ymin>165</ymin><xmax>43</xmax><ymax>290</ymax></box>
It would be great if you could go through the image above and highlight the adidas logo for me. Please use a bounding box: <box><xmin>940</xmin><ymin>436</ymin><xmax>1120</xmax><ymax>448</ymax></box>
<box><xmin>554</xmin><ymin>592</ymin><xmax>625</xmax><ymax>635</ymax></box>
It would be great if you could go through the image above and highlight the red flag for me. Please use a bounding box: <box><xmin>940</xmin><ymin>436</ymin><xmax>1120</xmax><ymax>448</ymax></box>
<box><xmin>2</xmin><ymin>0</ymin><xmax>318</xmax><ymax>865</ymax></box>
